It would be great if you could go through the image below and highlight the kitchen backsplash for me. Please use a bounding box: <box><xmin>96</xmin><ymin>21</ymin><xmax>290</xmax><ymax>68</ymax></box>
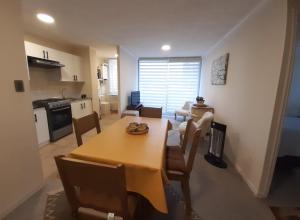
<box><xmin>29</xmin><ymin>67</ymin><xmax>84</xmax><ymax>101</ymax></box>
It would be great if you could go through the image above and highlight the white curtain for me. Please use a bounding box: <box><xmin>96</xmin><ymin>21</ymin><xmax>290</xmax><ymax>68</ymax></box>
<box><xmin>139</xmin><ymin>58</ymin><xmax>201</xmax><ymax>114</ymax></box>
<box><xmin>108</xmin><ymin>59</ymin><xmax>118</xmax><ymax>95</ymax></box>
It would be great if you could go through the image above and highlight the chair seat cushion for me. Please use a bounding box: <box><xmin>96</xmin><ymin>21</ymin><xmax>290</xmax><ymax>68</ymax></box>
<box><xmin>178</xmin><ymin>121</ymin><xmax>187</xmax><ymax>135</ymax></box>
<box><xmin>175</xmin><ymin>109</ymin><xmax>189</xmax><ymax>116</ymax></box>
<box><xmin>166</xmin><ymin>145</ymin><xmax>183</xmax><ymax>160</ymax></box>
<box><xmin>166</xmin><ymin>154</ymin><xmax>186</xmax><ymax>174</ymax></box>
<box><xmin>78</xmin><ymin>189</ymin><xmax>137</xmax><ymax>217</ymax></box>
<box><xmin>122</xmin><ymin>110</ymin><xmax>139</xmax><ymax>117</ymax></box>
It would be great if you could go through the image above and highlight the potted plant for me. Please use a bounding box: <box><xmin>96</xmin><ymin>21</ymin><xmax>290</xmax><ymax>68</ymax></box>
<box><xmin>196</xmin><ymin>96</ymin><xmax>205</xmax><ymax>105</ymax></box>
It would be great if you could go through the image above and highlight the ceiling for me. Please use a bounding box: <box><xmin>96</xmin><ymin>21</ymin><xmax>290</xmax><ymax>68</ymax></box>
<box><xmin>21</xmin><ymin>0</ymin><xmax>262</xmax><ymax>57</ymax></box>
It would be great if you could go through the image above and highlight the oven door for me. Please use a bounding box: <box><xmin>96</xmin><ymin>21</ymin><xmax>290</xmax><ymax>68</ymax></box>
<box><xmin>49</xmin><ymin>105</ymin><xmax>72</xmax><ymax>131</ymax></box>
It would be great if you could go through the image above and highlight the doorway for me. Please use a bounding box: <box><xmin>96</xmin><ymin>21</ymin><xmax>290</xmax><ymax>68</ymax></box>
<box><xmin>259</xmin><ymin>0</ymin><xmax>300</xmax><ymax>213</ymax></box>
<box><xmin>97</xmin><ymin>46</ymin><xmax>120</xmax><ymax>125</ymax></box>
<box><xmin>268</xmin><ymin>27</ymin><xmax>300</xmax><ymax>206</ymax></box>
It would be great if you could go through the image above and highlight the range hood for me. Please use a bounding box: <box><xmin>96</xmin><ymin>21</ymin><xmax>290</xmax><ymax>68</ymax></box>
<box><xmin>27</xmin><ymin>56</ymin><xmax>65</xmax><ymax>69</ymax></box>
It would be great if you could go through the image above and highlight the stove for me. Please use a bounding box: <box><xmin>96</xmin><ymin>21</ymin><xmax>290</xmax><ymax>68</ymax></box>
<box><xmin>33</xmin><ymin>98</ymin><xmax>69</xmax><ymax>109</ymax></box>
<box><xmin>33</xmin><ymin>98</ymin><xmax>73</xmax><ymax>142</ymax></box>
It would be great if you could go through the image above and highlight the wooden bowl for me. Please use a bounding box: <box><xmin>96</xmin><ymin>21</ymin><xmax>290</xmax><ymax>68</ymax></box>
<box><xmin>126</xmin><ymin>122</ymin><xmax>149</xmax><ymax>135</ymax></box>
<box><xmin>126</xmin><ymin>127</ymin><xmax>149</xmax><ymax>135</ymax></box>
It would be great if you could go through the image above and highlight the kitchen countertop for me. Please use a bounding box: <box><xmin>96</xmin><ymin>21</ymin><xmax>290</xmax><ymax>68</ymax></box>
<box><xmin>32</xmin><ymin>97</ymin><xmax>92</xmax><ymax>109</ymax></box>
<box><xmin>33</xmin><ymin>106</ymin><xmax>45</xmax><ymax>110</ymax></box>
<box><xmin>68</xmin><ymin>97</ymin><xmax>92</xmax><ymax>103</ymax></box>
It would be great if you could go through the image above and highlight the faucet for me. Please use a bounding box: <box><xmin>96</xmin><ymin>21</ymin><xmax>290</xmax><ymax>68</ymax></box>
<box><xmin>61</xmin><ymin>88</ymin><xmax>66</xmax><ymax>99</ymax></box>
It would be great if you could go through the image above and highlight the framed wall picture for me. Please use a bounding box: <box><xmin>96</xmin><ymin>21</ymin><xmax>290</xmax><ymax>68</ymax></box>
<box><xmin>211</xmin><ymin>53</ymin><xmax>229</xmax><ymax>85</ymax></box>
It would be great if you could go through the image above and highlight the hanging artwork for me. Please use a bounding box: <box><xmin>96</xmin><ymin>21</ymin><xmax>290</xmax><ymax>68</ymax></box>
<box><xmin>211</xmin><ymin>53</ymin><xmax>229</xmax><ymax>85</ymax></box>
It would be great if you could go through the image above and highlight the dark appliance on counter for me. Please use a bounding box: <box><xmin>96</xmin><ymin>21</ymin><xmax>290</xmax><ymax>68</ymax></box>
<box><xmin>27</xmin><ymin>56</ymin><xmax>65</xmax><ymax>69</ymax></box>
<box><xmin>33</xmin><ymin>98</ymin><xmax>73</xmax><ymax>142</ymax></box>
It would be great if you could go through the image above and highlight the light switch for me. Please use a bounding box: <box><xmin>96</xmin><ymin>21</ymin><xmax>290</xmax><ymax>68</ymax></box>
<box><xmin>14</xmin><ymin>80</ymin><xmax>25</xmax><ymax>92</ymax></box>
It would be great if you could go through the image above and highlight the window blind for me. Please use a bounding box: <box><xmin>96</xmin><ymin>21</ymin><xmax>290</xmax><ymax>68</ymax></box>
<box><xmin>108</xmin><ymin>59</ymin><xmax>118</xmax><ymax>95</ymax></box>
<box><xmin>139</xmin><ymin>58</ymin><xmax>201</xmax><ymax>114</ymax></box>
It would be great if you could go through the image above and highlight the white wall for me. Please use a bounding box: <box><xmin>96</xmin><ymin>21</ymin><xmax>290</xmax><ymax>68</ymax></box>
<box><xmin>200</xmin><ymin>0</ymin><xmax>287</xmax><ymax>194</ymax></box>
<box><xmin>89</xmin><ymin>47</ymin><xmax>101</xmax><ymax>115</ymax></box>
<box><xmin>0</xmin><ymin>0</ymin><xmax>43</xmax><ymax>217</ymax></box>
<box><xmin>118</xmin><ymin>47</ymin><xmax>138</xmax><ymax>113</ymax></box>
<box><xmin>29</xmin><ymin>67</ymin><xmax>83</xmax><ymax>101</ymax></box>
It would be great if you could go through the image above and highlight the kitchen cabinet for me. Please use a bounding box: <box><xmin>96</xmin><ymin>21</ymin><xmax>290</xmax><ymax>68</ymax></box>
<box><xmin>60</xmin><ymin>52</ymin><xmax>84</xmax><ymax>82</ymax></box>
<box><xmin>33</xmin><ymin>108</ymin><xmax>50</xmax><ymax>147</ymax></box>
<box><xmin>24</xmin><ymin>41</ymin><xmax>47</xmax><ymax>59</ymax></box>
<box><xmin>71</xmin><ymin>99</ymin><xmax>93</xmax><ymax>119</ymax></box>
<box><xmin>24</xmin><ymin>41</ymin><xmax>84</xmax><ymax>82</ymax></box>
<box><xmin>72</xmin><ymin>55</ymin><xmax>84</xmax><ymax>81</ymax></box>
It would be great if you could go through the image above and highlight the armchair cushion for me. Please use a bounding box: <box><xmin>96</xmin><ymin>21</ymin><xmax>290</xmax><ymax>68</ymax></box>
<box><xmin>196</xmin><ymin>112</ymin><xmax>214</xmax><ymax>137</ymax></box>
<box><xmin>178</xmin><ymin>111</ymin><xmax>214</xmax><ymax>137</ymax></box>
<box><xmin>178</xmin><ymin>121</ymin><xmax>188</xmax><ymax>135</ymax></box>
<box><xmin>175</xmin><ymin>109</ymin><xmax>189</xmax><ymax>116</ymax></box>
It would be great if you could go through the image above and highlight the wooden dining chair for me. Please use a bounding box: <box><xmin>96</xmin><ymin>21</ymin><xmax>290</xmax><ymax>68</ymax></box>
<box><xmin>165</xmin><ymin>121</ymin><xmax>201</xmax><ymax>213</ymax></box>
<box><xmin>140</xmin><ymin>107</ymin><xmax>162</xmax><ymax>118</ymax></box>
<box><xmin>54</xmin><ymin>155</ymin><xmax>139</xmax><ymax>220</ymax></box>
<box><xmin>166</xmin><ymin>119</ymin><xmax>193</xmax><ymax>158</ymax></box>
<box><xmin>73</xmin><ymin>111</ymin><xmax>101</xmax><ymax>146</ymax></box>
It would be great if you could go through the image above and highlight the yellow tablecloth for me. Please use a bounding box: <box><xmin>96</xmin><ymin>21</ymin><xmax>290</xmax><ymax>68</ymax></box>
<box><xmin>70</xmin><ymin>116</ymin><xmax>168</xmax><ymax>213</ymax></box>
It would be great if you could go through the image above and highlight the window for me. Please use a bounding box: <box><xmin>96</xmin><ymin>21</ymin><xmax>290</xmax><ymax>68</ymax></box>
<box><xmin>108</xmin><ymin>59</ymin><xmax>118</xmax><ymax>95</ymax></box>
<box><xmin>139</xmin><ymin>58</ymin><xmax>201</xmax><ymax>114</ymax></box>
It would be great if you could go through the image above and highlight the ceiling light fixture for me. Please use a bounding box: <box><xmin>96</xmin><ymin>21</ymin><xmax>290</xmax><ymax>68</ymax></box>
<box><xmin>161</xmin><ymin>44</ymin><xmax>171</xmax><ymax>51</ymax></box>
<box><xmin>36</xmin><ymin>13</ymin><xmax>55</xmax><ymax>24</ymax></box>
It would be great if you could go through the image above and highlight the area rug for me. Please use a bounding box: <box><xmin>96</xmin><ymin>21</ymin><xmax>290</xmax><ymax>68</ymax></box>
<box><xmin>271</xmin><ymin>207</ymin><xmax>300</xmax><ymax>220</ymax></box>
<box><xmin>44</xmin><ymin>185</ymin><xmax>203</xmax><ymax>220</ymax></box>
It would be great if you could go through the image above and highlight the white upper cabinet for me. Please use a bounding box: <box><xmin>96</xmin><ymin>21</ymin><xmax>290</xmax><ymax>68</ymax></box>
<box><xmin>60</xmin><ymin>52</ymin><xmax>84</xmax><ymax>82</ymax></box>
<box><xmin>24</xmin><ymin>41</ymin><xmax>46</xmax><ymax>59</ymax></box>
<box><xmin>24</xmin><ymin>41</ymin><xmax>84</xmax><ymax>82</ymax></box>
<box><xmin>72</xmin><ymin>55</ymin><xmax>84</xmax><ymax>82</ymax></box>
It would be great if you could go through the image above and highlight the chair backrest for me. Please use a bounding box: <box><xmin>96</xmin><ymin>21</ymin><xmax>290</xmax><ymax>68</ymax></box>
<box><xmin>73</xmin><ymin>111</ymin><xmax>101</xmax><ymax>146</ymax></box>
<box><xmin>167</xmin><ymin>120</ymin><xmax>173</xmax><ymax>131</ymax></box>
<box><xmin>182</xmin><ymin>101</ymin><xmax>193</xmax><ymax>111</ymax></box>
<box><xmin>196</xmin><ymin>111</ymin><xmax>214</xmax><ymax>137</ymax></box>
<box><xmin>180</xmin><ymin>119</ymin><xmax>194</xmax><ymax>154</ymax></box>
<box><xmin>54</xmin><ymin>155</ymin><xmax>130</xmax><ymax>220</ymax></box>
<box><xmin>140</xmin><ymin>107</ymin><xmax>162</xmax><ymax>118</ymax></box>
<box><xmin>184</xmin><ymin>121</ymin><xmax>202</xmax><ymax>174</ymax></box>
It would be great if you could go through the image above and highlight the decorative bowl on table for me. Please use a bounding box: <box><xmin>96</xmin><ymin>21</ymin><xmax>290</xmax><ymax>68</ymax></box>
<box><xmin>126</xmin><ymin>122</ymin><xmax>149</xmax><ymax>135</ymax></box>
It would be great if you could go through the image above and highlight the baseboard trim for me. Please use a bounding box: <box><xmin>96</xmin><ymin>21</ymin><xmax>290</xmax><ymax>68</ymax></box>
<box><xmin>225</xmin><ymin>156</ymin><xmax>259</xmax><ymax>196</ymax></box>
<box><xmin>0</xmin><ymin>181</ymin><xmax>44</xmax><ymax>219</ymax></box>
<box><xmin>234</xmin><ymin>163</ymin><xmax>259</xmax><ymax>196</ymax></box>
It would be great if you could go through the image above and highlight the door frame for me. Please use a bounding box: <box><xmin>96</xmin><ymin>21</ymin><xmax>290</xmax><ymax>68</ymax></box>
<box><xmin>258</xmin><ymin>0</ymin><xmax>300</xmax><ymax>197</ymax></box>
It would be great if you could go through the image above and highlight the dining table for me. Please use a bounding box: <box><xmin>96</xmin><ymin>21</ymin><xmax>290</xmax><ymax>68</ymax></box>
<box><xmin>70</xmin><ymin>116</ymin><xmax>169</xmax><ymax>214</ymax></box>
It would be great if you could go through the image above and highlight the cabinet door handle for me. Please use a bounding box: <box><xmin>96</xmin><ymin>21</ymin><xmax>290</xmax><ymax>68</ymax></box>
<box><xmin>83</xmin><ymin>102</ymin><xmax>86</xmax><ymax>108</ymax></box>
<box><xmin>46</xmin><ymin>51</ymin><xmax>49</xmax><ymax>59</ymax></box>
<box><xmin>43</xmin><ymin>50</ymin><xmax>45</xmax><ymax>59</ymax></box>
<box><xmin>34</xmin><ymin>114</ymin><xmax>37</xmax><ymax>122</ymax></box>
<box><xmin>73</xmin><ymin>75</ymin><xmax>75</xmax><ymax>81</ymax></box>
<box><xmin>80</xmin><ymin>103</ymin><xmax>83</xmax><ymax>109</ymax></box>
<box><xmin>75</xmin><ymin>75</ymin><xmax>78</xmax><ymax>81</ymax></box>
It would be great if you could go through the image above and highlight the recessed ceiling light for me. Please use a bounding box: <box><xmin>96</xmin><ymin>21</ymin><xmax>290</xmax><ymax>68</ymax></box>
<box><xmin>36</xmin><ymin>13</ymin><xmax>55</xmax><ymax>24</ymax></box>
<box><xmin>161</xmin><ymin>44</ymin><xmax>171</xmax><ymax>51</ymax></box>
<box><xmin>114</xmin><ymin>54</ymin><xmax>119</xmax><ymax>58</ymax></box>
